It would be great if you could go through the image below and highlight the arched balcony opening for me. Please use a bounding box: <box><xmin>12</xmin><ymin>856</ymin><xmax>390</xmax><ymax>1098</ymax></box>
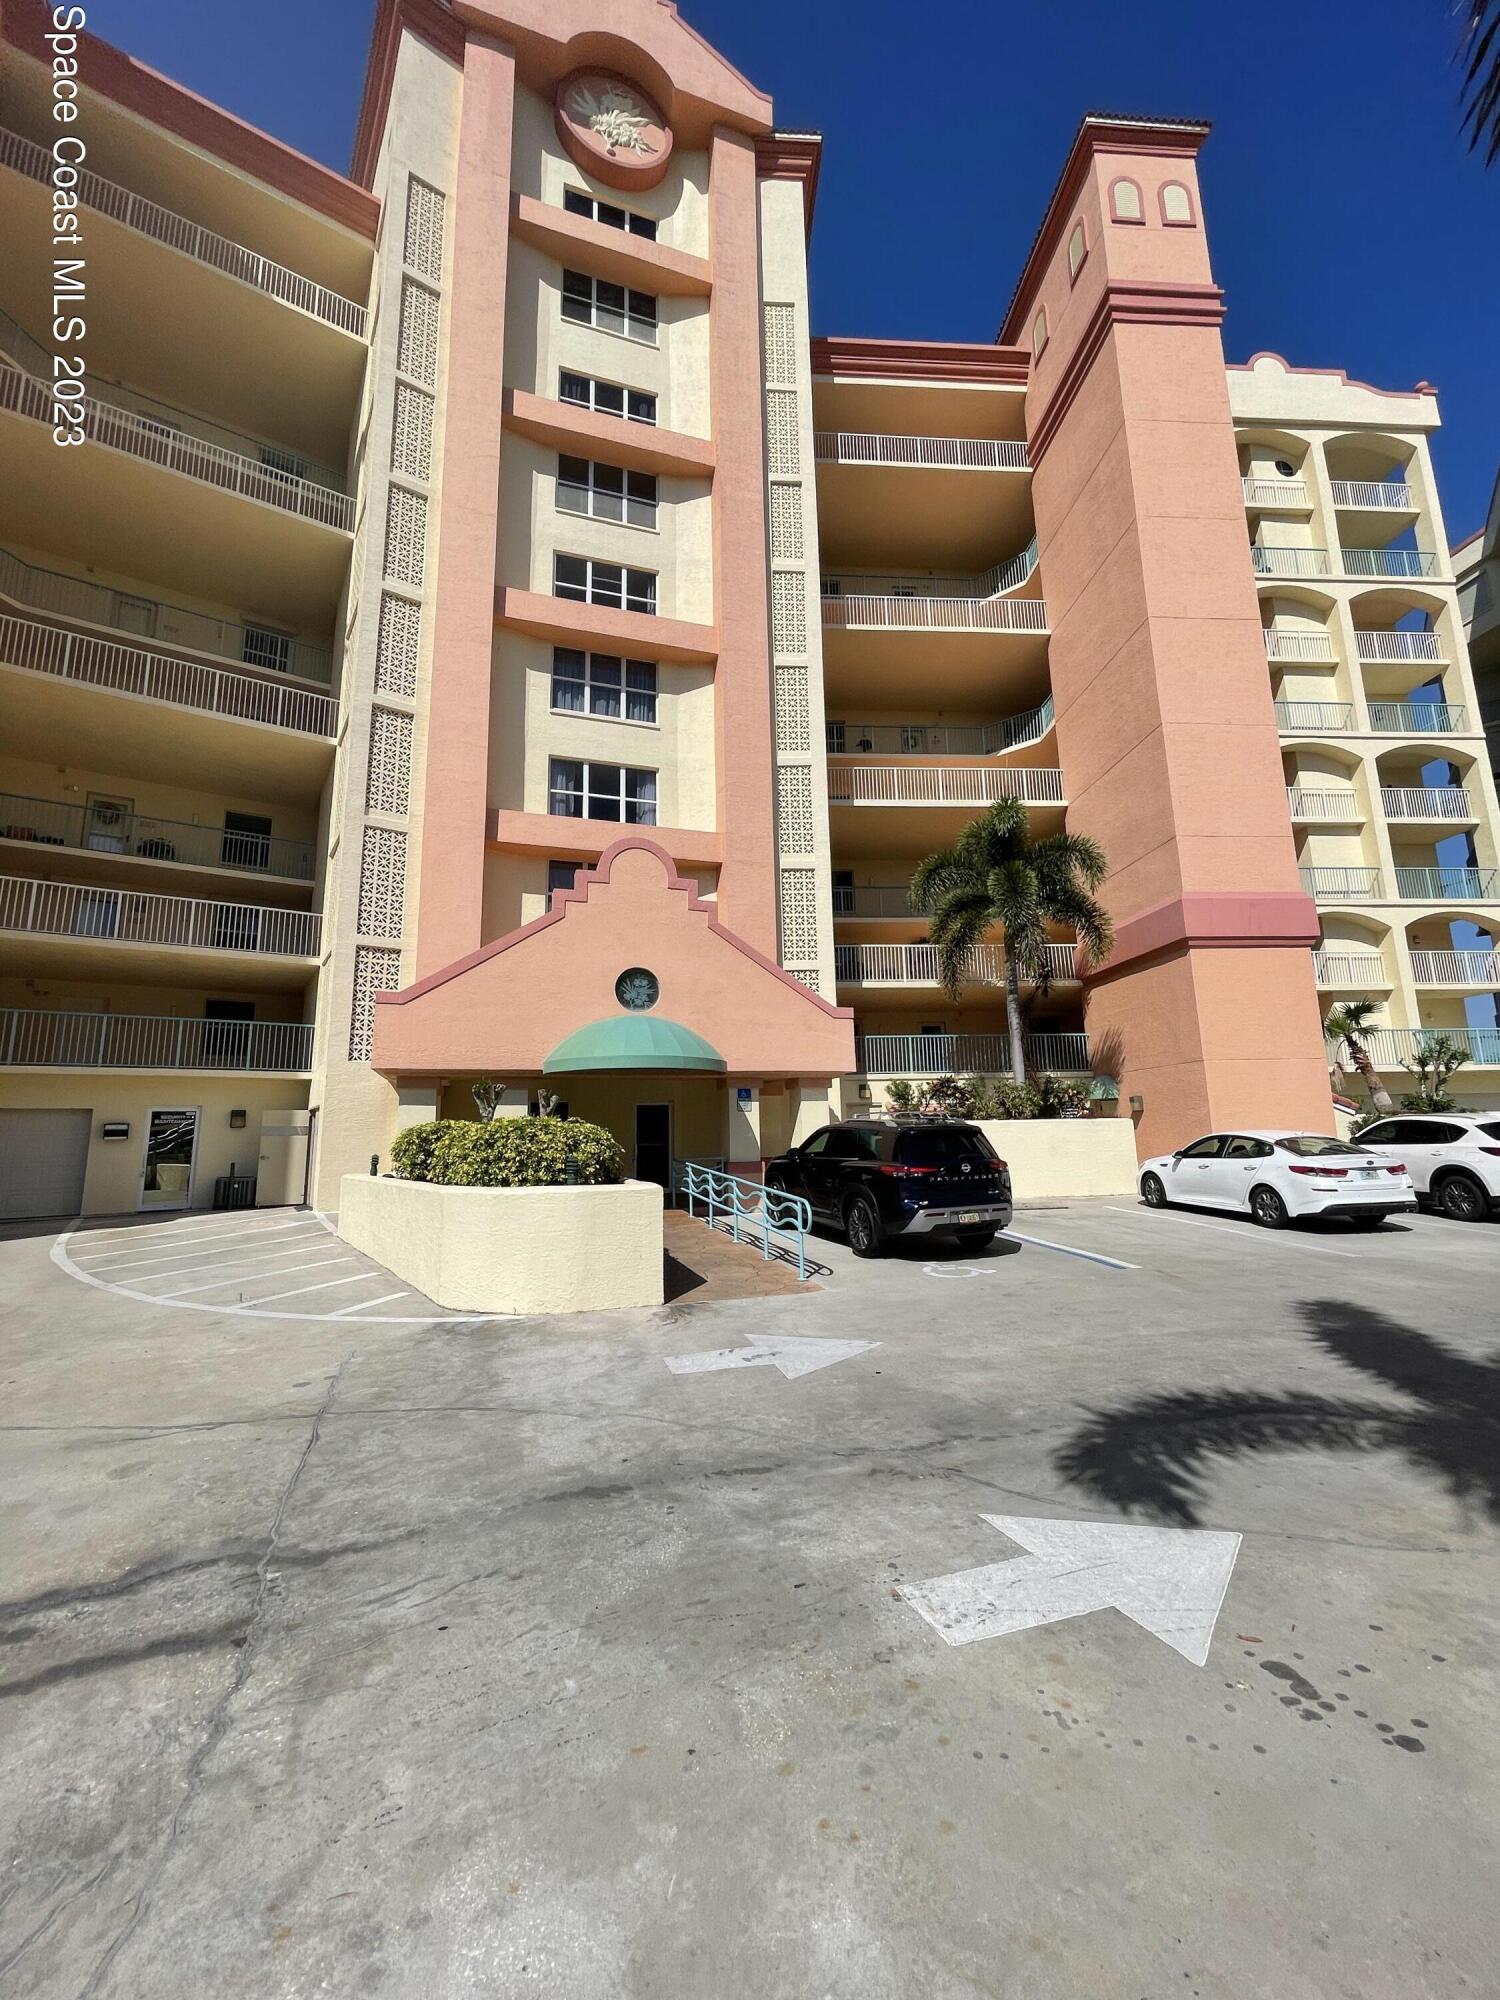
<box><xmin>1347</xmin><ymin>587</ymin><xmax>1459</xmax><ymax>714</ymax></box>
<box><xmin>1404</xmin><ymin>914</ymin><xmax>1500</xmax><ymax>1046</ymax></box>
<box><xmin>1323</xmin><ymin>432</ymin><xmax>1430</xmax><ymax>573</ymax></box>
<box><xmin>1313</xmin><ymin>913</ymin><xmax>1393</xmax><ymax>993</ymax></box>
<box><xmin>1238</xmin><ymin>429</ymin><xmax>1314</xmax><ymax>516</ymax></box>
<box><xmin>1260</xmin><ymin>583</ymin><xmax>1347</xmax><ymax>726</ymax></box>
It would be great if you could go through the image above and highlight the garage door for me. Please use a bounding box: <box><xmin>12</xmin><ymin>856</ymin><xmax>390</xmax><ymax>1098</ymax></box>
<box><xmin>0</xmin><ymin>1110</ymin><xmax>92</xmax><ymax>1219</ymax></box>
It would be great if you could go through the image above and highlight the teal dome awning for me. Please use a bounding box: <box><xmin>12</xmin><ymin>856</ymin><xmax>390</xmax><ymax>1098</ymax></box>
<box><xmin>543</xmin><ymin>1015</ymin><xmax>727</xmax><ymax>1074</ymax></box>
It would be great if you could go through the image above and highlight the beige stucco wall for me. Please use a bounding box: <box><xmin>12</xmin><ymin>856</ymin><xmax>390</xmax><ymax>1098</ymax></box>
<box><xmin>0</xmin><ymin>753</ymin><xmax>320</xmax><ymax>856</ymax></box>
<box><xmin>974</xmin><ymin>1118</ymin><xmax>1140</xmax><ymax>1200</ymax></box>
<box><xmin>337</xmin><ymin>1171</ymin><xmax>664</xmax><ymax>1311</ymax></box>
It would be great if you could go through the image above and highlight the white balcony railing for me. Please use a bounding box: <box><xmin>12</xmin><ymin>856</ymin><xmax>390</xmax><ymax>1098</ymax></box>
<box><xmin>1357</xmin><ymin>1026</ymin><xmax>1500</xmax><ymax>1068</ymax></box>
<box><xmin>1340</xmin><ymin>548</ymin><xmax>1439</xmax><ymax>579</ymax></box>
<box><xmin>1275</xmin><ymin>700</ymin><xmax>1355</xmax><ymax>731</ymax></box>
<box><xmin>1312</xmin><ymin>951</ymin><xmax>1390</xmax><ymax>987</ymax></box>
<box><xmin>1366</xmin><ymin>701</ymin><xmax>1467</xmax><ymax>733</ymax></box>
<box><xmin>822</xmin><ymin>593</ymin><xmax>1048</xmax><ymax>634</ymax></box>
<box><xmin>1243</xmin><ymin>476</ymin><xmax>1309</xmax><ymax>507</ymax></box>
<box><xmin>822</xmin><ymin>539</ymin><xmax>1039</xmax><ymax>608</ymax></box>
<box><xmin>1329</xmin><ymin>481</ymin><xmax>1413</xmax><ymax>511</ymax></box>
<box><xmin>0</xmin><ymin>790</ymin><xmax>316</xmax><ymax>879</ymax></box>
<box><xmin>855</xmin><ymin>1030</ymin><xmax>1091</xmax><ymax>1076</ymax></box>
<box><xmin>0</xmin><ymin>127</ymin><xmax>365</xmax><ymax>338</ymax></box>
<box><xmin>1379</xmin><ymin>786</ymin><xmax>1473</xmax><ymax>821</ymax></box>
<box><xmin>814</xmin><ymin>432</ymin><xmax>1030</xmax><ymax>471</ymax></box>
<box><xmin>1264</xmin><ymin>629</ymin><xmax>1336</xmax><ymax>661</ymax></box>
<box><xmin>1287</xmin><ymin>787</ymin><xmax>1361</xmax><ymax>821</ymax></box>
<box><xmin>0</xmin><ymin>613</ymin><xmax>336</xmax><ymax>736</ymax></box>
<box><xmin>1409</xmin><ymin>950</ymin><xmax>1500</xmax><ymax>987</ymax></box>
<box><xmin>1301</xmin><ymin>866</ymin><xmax>1385</xmax><ymax>901</ymax></box>
<box><xmin>834</xmin><ymin>941</ymin><xmax>1078</xmax><ymax>987</ymax></box>
<box><xmin>827</xmin><ymin>698</ymin><xmax>1055</xmax><ymax>757</ymax></box>
<box><xmin>1354</xmin><ymin>630</ymin><xmax>1443</xmax><ymax>663</ymax></box>
<box><xmin>0</xmin><ymin>1008</ymin><xmax>314</xmax><ymax>1071</ymax></box>
<box><xmin>1393</xmin><ymin>865</ymin><xmax>1499</xmax><ymax>900</ymax></box>
<box><xmin>1253</xmin><ymin>547</ymin><xmax>1332</xmax><ymax>578</ymax></box>
<box><xmin>0</xmin><ymin>546</ymin><xmax>332</xmax><ymax>684</ymax></box>
<box><xmin>0</xmin><ymin>876</ymin><xmax>320</xmax><ymax>957</ymax></box>
<box><xmin>828</xmin><ymin>765</ymin><xmax>1064</xmax><ymax>806</ymax></box>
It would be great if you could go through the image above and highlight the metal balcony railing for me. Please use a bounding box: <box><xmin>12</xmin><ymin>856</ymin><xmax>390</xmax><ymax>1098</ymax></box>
<box><xmin>1287</xmin><ymin>788</ymin><xmax>1361</xmax><ymax>821</ymax></box>
<box><xmin>821</xmin><ymin>540</ymin><xmax>1039</xmax><ymax>610</ymax></box>
<box><xmin>854</xmin><ymin>1030</ymin><xmax>1091</xmax><ymax>1076</ymax></box>
<box><xmin>1357</xmin><ymin>1026</ymin><xmax>1500</xmax><ymax>1067</ymax></box>
<box><xmin>1409</xmin><ymin>950</ymin><xmax>1500</xmax><ymax>987</ymax></box>
<box><xmin>1379</xmin><ymin>786</ymin><xmax>1473</xmax><ymax>820</ymax></box>
<box><xmin>0</xmin><ymin>876</ymin><xmax>320</xmax><ymax>957</ymax></box>
<box><xmin>0</xmin><ymin>128</ymin><xmax>366</xmax><ymax>337</ymax></box>
<box><xmin>1300</xmin><ymin>866</ymin><xmax>1385</xmax><ymax>901</ymax></box>
<box><xmin>0</xmin><ymin>791</ymin><xmax>316</xmax><ymax>880</ymax></box>
<box><xmin>1366</xmin><ymin>701</ymin><xmax>1467</xmax><ymax>733</ymax></box>
<box><xmin>0</xmin><ymin>547</ymin><xmax>333</xmax><ymax>684</ymax></box>
<box><xmin>0</xmin><ymin>1008</ymin><xmax>314</xmax><ymax>1071</ymax></box>
<box><xmin>814</xmin><ymin>432</ymin><xmax>1030</xmax><ymax>471</ymax></box>
<box><xmin>1341</xmin><ymin>548</ymin><xmax>1438</xmax><ymax>579</ymax></box>
<box><xmin>826</xmin><ymin>698</ymin><xmax>1055</xmax><ymax>757</ymax></box>
<box><xmin>1354</xmin><ymin>630</ymin><xmax>1443</xmax><ymax>663</ymax></box>
<box><xmin>1275</xmin><ymin>700</ymin><xmax>1355</xmax><ymax>731</ymax></box>
<box><xmin>1253</xmin><ymin>547</ymin><xmax>1332</xmax><ymax>578</ymax></box>
<box><xmin>1393</xmin><ymin>865</ymin><xmax>1499</xmax><ymax>900</ymax></box>
<box><xmin>828</xmin><ymin>765</ymin><xmax>1065</xmax><ymax>806</ymax></box>
<box><xmin>1243</xmin><ymin>476</ymin><xmax>1309</xmax><ymax>507</ymax></box>
<box><xmin>1329</xmin><ymin>480</ymin><xmax>1413</xmax><ymax>510</ymax></box>
<box><xmin>834</xmin><ymin>941</ymin><xmax>1077</xmax><ymax>987</ymax></box>
<box><xmin>1312</xmin><ymin>951</ymin><xmax>1390</xmax><ymax>987</ymax></box>
<box><xmin>1264</xmin><ymin>629</ymin><xmax>1336</xmax><ymax>661</ymax></box>
<box><xmin>0</xmin><ymin>614</ymin><xmax>336</xmax><ymax>736</ymax></box>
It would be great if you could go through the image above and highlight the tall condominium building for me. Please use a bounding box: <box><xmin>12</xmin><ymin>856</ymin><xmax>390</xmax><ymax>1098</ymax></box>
<box><xmin>2</xmin><ymin>0</ymin><xmax>1496</xmax><ymax>1221</ymax></box>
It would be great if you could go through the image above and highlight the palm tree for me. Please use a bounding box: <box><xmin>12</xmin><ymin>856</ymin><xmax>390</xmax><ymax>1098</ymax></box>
<box><xmin>909</xmin><ymin>798</ymin><xmax>1113</xmax><ymax>1085</ymax></box>
<box><xmin>1458</xmin><ymin>0</ymin><xmax>1500</xmax><ymax>166</ymax></box>
<box><xmin>1324</xmin><ymin>1000</ymin><xmax>1394</xmax><ymax>1115</ymax></box>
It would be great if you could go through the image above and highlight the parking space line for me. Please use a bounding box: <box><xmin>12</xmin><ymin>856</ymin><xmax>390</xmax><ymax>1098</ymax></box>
<box><xmin>73</xmin><ymin>1215</ymin><xmax>314</xmax><ymax>1247</ymax></box>
<box><xmin>153</xmin><ymin>1257</ymin><xmax>356</xmax><ymax>1299</ymax></box>
<box><xmin>1007</xmin><ymin>1230</ymin><xmax>1138</xmax><ymax>1271</ymax></box>
<box><xmin>79</xmin><ymin>1225</ymin><xmax>322</xmax><ymax>1269</ymax></box>
<box><xmin>1104</xmin><ymin>1205</ymin><xmax>1359</xmax><ymax>1258</ymax></box>
<box><xmin>330</xmin><ymin>1290</ymin><xmax>409</xmax><ymax>1314</ymax></box>
<box><xmin>116</xmin><ymin>1245</ymin><xmax>344</xmax><ymax>1286</ymax></box>
<box><xmin>244</xmin><ymin>1270</ymin><xmax>388</xmax><ymax>1305</ymax></box>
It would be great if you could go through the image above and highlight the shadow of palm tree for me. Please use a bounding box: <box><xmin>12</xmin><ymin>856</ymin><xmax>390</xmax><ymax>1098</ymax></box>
<box><xmin>1052</xmin><ymin>1299</ymin><xmax>1500</xmax><ymax>1527</ymax></box>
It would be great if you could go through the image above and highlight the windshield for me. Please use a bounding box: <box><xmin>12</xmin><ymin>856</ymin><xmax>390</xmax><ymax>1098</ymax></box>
<box><xmin>894</xmin><ymin>1127</ymin><xmax>998</xmax><ymax>1166</ymax></box>
<box><xmin>1275</xmin><ymin>1135</ymin><xmax>1368</xmax><ymax>1158</ymax></box>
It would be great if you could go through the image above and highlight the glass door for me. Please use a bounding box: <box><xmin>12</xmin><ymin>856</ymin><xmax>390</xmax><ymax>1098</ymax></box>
<box><xmin>140</xmin><ymin>1108</ymin><xmax>200</xmax><ymax>1211</ymax></box>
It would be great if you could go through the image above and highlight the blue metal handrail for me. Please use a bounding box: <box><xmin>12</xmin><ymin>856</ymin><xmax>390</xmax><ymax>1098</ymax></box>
<box><xmin>674</xmin><ymin>1161</ymin><xmax>813</xmax><ymax>1281</ymax></box>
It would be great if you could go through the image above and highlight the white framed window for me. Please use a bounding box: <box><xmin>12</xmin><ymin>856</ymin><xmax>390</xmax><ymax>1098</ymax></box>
<box><xmin>551</xmin><ymin>647</ymin><xmax>658</xmax><ymax>723</ymax></box>
<box><xmin>559</xmin><ymin>370</ymin><xmax>657</xmax><ymax>426</ymax></box>
<box><xmin>562</xmin><ymin>268</ymin><xmax>657</xmax><ymax>344</ymax></box>
<box><xmin>553</xmin><ymin>553</ymin><xmax>656</xmax><ymax>615</ymax></box>
<box><xmin>545</xmin><ymin>859</ymin><xmax>578</xmax><ymax>909</ymax></box>
<box><xmin>1109</xmin><ymin>176</ymin><xmax>1144</xmax><ymax>224</ymax></box>
<box><xmin>563</xmin><ymin>186</ymin><xmax>658</xmax><ymax>241</ymax></box>
<box><xmin>557</xmin><ymin>454</ymin><xmax>658</xmax><ymax>529</ymax></box>
<box><xmin>548</xmin><ymin>758</ymin><xmax>657</xmax><ymax>825</ymax></box>
<box><xmin>1160</xmin><ymin>180</ymin><xmax>1195</xmax><ymax>226</ymax></box>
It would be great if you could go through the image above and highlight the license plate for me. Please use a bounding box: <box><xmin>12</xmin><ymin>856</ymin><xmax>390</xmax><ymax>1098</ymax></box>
<box><xmin>1356</xmin><ymin>1169</ymin><xmax>1376</xmax><ymax>1181</ymax></box>
<box><xmin>956</xmin><ymin>1211</ymin><xmax>982</xmax><ymax>1224</ymax></box>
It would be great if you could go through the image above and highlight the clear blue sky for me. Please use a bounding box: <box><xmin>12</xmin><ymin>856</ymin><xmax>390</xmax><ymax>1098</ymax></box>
<box><xmin>108</xmin><ymin>0</ymin><xmax>1498</xmax><ymax>539</ymax></box>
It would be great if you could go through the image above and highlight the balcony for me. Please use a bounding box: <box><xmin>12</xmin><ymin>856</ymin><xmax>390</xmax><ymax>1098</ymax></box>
<box><xmin>0</xmin><ymin>876</ymin><xmax>320</xmax><ymax>958</ymax></box>
<box><xmin>815</xmin><ymin>433</ymin><xmax>1030</xmax><ymax>472</ymax></box>
<box><xmin>1393</xmin><ymin>866</ymin><xmax>1499</xmax><ymax>900</ymax></box>
<box><xmin>0</xmin><ymin>1009</ymin><xmax>314</xmax><ymax>1072</ymax></box>
<box><xmin>1379</xmin><ymin>786</ymin><xmax>1474</xmax><ymax>822</ymax></box>
<box><xmin>0</xmin><ymin>129</ymin><xmax>365</xmax><ymax>337</ymax></box>
<box><xmin>1265</xmin><ymin>630</ymin><xmax>1336</xmax><ymax>661</ymax></box>
<box><xmin>0</xmin><ymin>791</ymin><xmax>315</xmax><ymax>883</ymax></box>
<box><xmin>1340</xmin><ymin>548</ymin><xmax>1439</xmax><ymax>580</ymax></box>
<box><xmin>816</xmin><ymin>433</ymin><xmax>1035</xmax><ymax>568</ymax></box>
<box><xmin>1409</xmin><ymin>949</ymin><xmax>1500</xmax><ymax>988</ymax></box>
<box><xmin>826</xmin><ymin>697</ymin><xmax>1055</xmax><ymax>757</ymax></box>
<box><xmin>0</xmin><ymin>546</ymin><xmax>333</xmax><ymax>685</ymax></box>
<box><xmin>821</xmin><ymin>590</ymin><xmax>1048</xmax><ymax>635</ymax></box>
<box><xmin>1311</xmin><ymin>951</ymin><xmax>1391</xmax><ymax>988</ymax></box>
<box><xmin>1357</xmin><ymin>1026</ymin><xmax>1500</xmax><ymax>1068</ymax></box>
<box><xmin>1300</xmin><ymin>866</ymin><xmax>1385</xmax><ymax>901</ymax></box>
<box><xmin>1287</xmin><ymin>787</ymin><xmax>1362</xmax><ymax>823</ymax></box>
<box><xmin>834</xmin><ymin>941</ymin><xmax>1077</xmax><ymax>987</ymax></box>
<box><xmin>855</xmin><ymin>1031</ymin><xmax>1091</xmax><ymax>1076</ymax></box>
<box><xmin>1242</xmin><ymin>476</ymin><xmax>1309</xmax><ymax>508</ymax></box>
<box><xmin>1354</xmin><ymin>631</ymin><xmax>1444</xmax><ymax>664</ymax></box>
<box><xmin>829</xmin><ymin>765</ymin><xmax>1064</xmax><ymax>807</ymax></box>
<box><xmin>1330</xmin><ymin>480</ymin><xmax>1413</xmax><ymax>512</ymax></box>
<box><xmin>1253</xmin><ymin>547</ymin><xmax>1331</xmax><ymax>579</ymax></box>
<box><xmin>1366</xmin><ymin>701</ymin><xmax>1467</xmax><ymax>733</ymax></box>
<box><xmin>1275</xmin><ymin>700</ymin><xmax>1355</xmax><ymax>732</ymax></box>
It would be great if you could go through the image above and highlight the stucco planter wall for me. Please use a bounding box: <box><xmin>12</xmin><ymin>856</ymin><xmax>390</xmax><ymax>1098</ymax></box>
<box><xmin>337</xmin><ymin>1174</ymin><xmax>664</xmax><ymax>1313</ymax></box>
<box><xmin>975</xmin><ymin>1119</ymin><xmax>1140</xmax><ymax>1200</ymax></box>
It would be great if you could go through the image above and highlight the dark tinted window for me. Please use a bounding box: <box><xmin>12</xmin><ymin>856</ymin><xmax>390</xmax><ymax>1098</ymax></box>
<box><xmin>1276</xmin><ymin>1135</ymin><xmax>1366</xmax><ymax>1158</ymax></box>
<box><xmin>1358</xmin><ymin>1122</ymin><xmax>1402</xmax><ymax>1145</ymax></box>
<box><xmin>1479</xmin><ymin>1123</ymin><xmax>1500</xmax><ymax>1142</ymax></box>
<box><xmin>826</xmin><ymin>1128</ymin><xmax>883</xmax><ymax>1161</ymax></box>
<box><xmin>1224</xmin><ymin>1136</ymin><xmax>1273</xmax><ymax>1159</ymax></box>
<box><xmin>894</xmin><ymin>1126</ymin><xmax>998</xmax><ymax>1166</ymax></box>
<box><xmin>1415</xmin><ymin>1122</ymin><xmax>1467</xmax><ymax>1145</ymax></box>
<box><xmin>1178</xmin><ymin>1136</ymin><xmax>1225</xmax><ymax>1159</ymax></box>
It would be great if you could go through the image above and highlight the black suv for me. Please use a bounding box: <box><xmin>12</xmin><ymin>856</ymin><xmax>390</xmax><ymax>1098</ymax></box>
<box><xmin>765</xmin><ymin>1116</ymin><xmax>1012</xmax><ymax>1258</ymax></box>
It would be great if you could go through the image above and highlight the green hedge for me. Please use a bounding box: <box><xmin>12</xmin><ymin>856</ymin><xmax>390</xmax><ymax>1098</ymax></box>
<box><xmin>390</xmin><ymin>1116</ymin><xmax>624</xmax><ymax>1187</ymax></box>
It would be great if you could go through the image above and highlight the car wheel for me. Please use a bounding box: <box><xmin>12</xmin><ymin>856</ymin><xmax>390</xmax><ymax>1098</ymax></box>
<box><xmin>1140</xmin><ymin>1172</ymin><xmax>1167</xmax><ymax>1208</ymax></box>
<box><xmin>844</xmin><ymin>1194</ymin><xmax>885</xmax><ymax>1259</ymax></box>
<box><xmin>1249</xmin><ymin>1184</ymin><xmax>1289</xmax><ymax>1229</ymax></box>
<box><xmin>1434</xmin><ymin>1171</ymin><xmax>1488</xmax><ymax>1223</ymax></box>
<box><xmin>955</xmin><ymin>1228</ymin><xmax>997</xmax><ymax>1251</ymax></box>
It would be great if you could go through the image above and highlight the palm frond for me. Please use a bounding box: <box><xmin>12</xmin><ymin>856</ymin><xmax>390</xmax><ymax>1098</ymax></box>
<box><xmin>1458</xmin><ymin>0</ymin><xmax>1500</xmax><ymax>165</ymax></box>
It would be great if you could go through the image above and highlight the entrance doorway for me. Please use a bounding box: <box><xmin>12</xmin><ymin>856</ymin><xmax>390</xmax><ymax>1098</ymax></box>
<box><xmin>140</xmin><ymin>1107</ymin><xmax>200</xmax><ymax>1210</ymax></box>
<box><xmin>634</xmin><ymin>1102</ymin><xmax>672</xmax><ymax>1192</ymax></box>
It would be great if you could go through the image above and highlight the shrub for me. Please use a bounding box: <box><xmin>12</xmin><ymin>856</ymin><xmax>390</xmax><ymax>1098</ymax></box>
<box><xmin>923</xmin><ymin>1075</ymin><xmax>974</xmax><ymax>1116</ymax></box>
<box><xmin>1036</xmin><ymin>1073</ymin><xmax>1089</xmax><ymax>1120</ymax></box>
<box><xmin>390</xmin><ymin>1120</ymin><xmax>447</xmax><ymax>1182</ymax></box>
<box><xmin>983</xmin><ymin>1077</ymin><xmax>1042</xmax><ymax>1120</ymax></box>
<box><xmin>424</xmin><ymin>1116</ymin><xmax>624</xmax><ymax>1187</ymax></box>
<box><xmin>884</xmin><ymin>1079</ymin><xmax>917</xmax><ymax>1112</ymax></box>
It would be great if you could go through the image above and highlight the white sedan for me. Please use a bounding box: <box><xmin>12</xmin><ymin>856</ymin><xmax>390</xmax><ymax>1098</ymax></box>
<box><xmin>1139</xmin><ymin>1130</ymin><xmax>1416</xmax><ymax>1229</ymax></box>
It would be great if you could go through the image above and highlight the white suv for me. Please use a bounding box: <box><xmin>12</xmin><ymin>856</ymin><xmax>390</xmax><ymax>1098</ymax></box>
<box><xmin>1357</xmin><ymin>1114</ymin><xmax>1500</xmax><ymax>1222</ymax></box>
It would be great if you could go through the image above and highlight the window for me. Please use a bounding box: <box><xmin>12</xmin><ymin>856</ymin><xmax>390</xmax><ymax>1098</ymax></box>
<box><xmin>1109</xmin><ymin>177</ymin><xmax>1143</xmax><ymax>224</ymax></box>
<box><xmin>1223</xmin><ymin>1136</ymin><xmax>1274</xmax><ymax>1159</ymax></box>
<box><xmin>895</xmin><ymin>1128</ymin><xmax>1000</xmax><ymax>1167</ymax></box>
<box><xmin>556</xmin><ymin>454</ymin><xmax>658</xmax><ymax>529</ymax></box>
<box><xmin>242</xmin><ymin>625</ymin><xmax>292</xmax><ymax>673</ymax></box>
<box><xmin>1031</xmin><ymin>306</ymin><xmax>1049</xmax><ymax>357</ymax></box>
<box><xmin>559</xmin><ymin>370</ymin><xmax>656</xmax><ymax>426</ymax></box>
<box><xmin>561</xmin><ymin>268</ymin><xmax>657</xmax><ymax>343</ymax></box>
<box><xmin>1478</xmin><ymin>1122</ymin><xmax>1500</xmax><ymax>1142</ymax></box>
<box><xmin>1178</xmin><ymin>1136</ymin><xmax>1226</xmax><ymax>1159</ymax></box>
<box><xmin>548</xmin><ymin>758</ymin><xmax>657</xmax><ymax>824</ymax></box>
<box><xmin>551</xmin><ymin>647</ymin><xmax>657</xmax><ymax>723</ymax></box>
<box><xmin>563</xmin><ymin>186</ymin><xmax>658</xmax><ymax>240</ymax></box>
<box><xmin>545</xmin><ymin>860</ymin><xmax>578</xmax><ymax>910</ymax></box>
<box><xmin>1067</xmin><ymin>219</ymin><xmax>1087</xmax><ymax>279</ymax></box>
<box><xmin>1275</xmin><ymin>1135</ymin><xmax>1367</xmax><ymax>1157</ymax></box>
<box><xmin>799</xmin><ymin>1129</ymin><xmax>834</xmax><ymax>1157</ymax></box>
<box><xmin>1160</xmin><ymin>180</ymin><xmax>1195</xmax><ymax>226</ymax></box>
<box><xmin>553</xmin><ymin>553</ymin><xmax>656</xmax><ymax>615</ymax></box>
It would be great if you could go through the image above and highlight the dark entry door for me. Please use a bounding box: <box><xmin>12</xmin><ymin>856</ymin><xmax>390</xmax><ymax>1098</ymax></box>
<box><xmin>634</xmin><ymin>1103</ymin><xmax>672</xmax><ymax>1191</ymax></box>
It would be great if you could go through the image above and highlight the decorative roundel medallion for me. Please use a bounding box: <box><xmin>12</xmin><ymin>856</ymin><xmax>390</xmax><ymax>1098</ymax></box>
<box><xmin>554</xmin><ymin>68</ymin><xmax>673</xmax><ymax>191</ymax></box>
<box><xmin>615</xmin><ymin>966</ymin><xmax>660</xmax><ymax>1012</ymax></box>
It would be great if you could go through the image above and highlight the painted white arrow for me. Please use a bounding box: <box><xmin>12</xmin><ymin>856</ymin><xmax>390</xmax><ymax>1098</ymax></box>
<box><xmin>901</xmin><ymin>1514</ymin><xmax>1242</xmax><ymax>1666</ymax></box>
<box><xmin>664</xmin><ymin>1333</ymin><xmax>878</xmax><ymax>1380</ymax></box>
